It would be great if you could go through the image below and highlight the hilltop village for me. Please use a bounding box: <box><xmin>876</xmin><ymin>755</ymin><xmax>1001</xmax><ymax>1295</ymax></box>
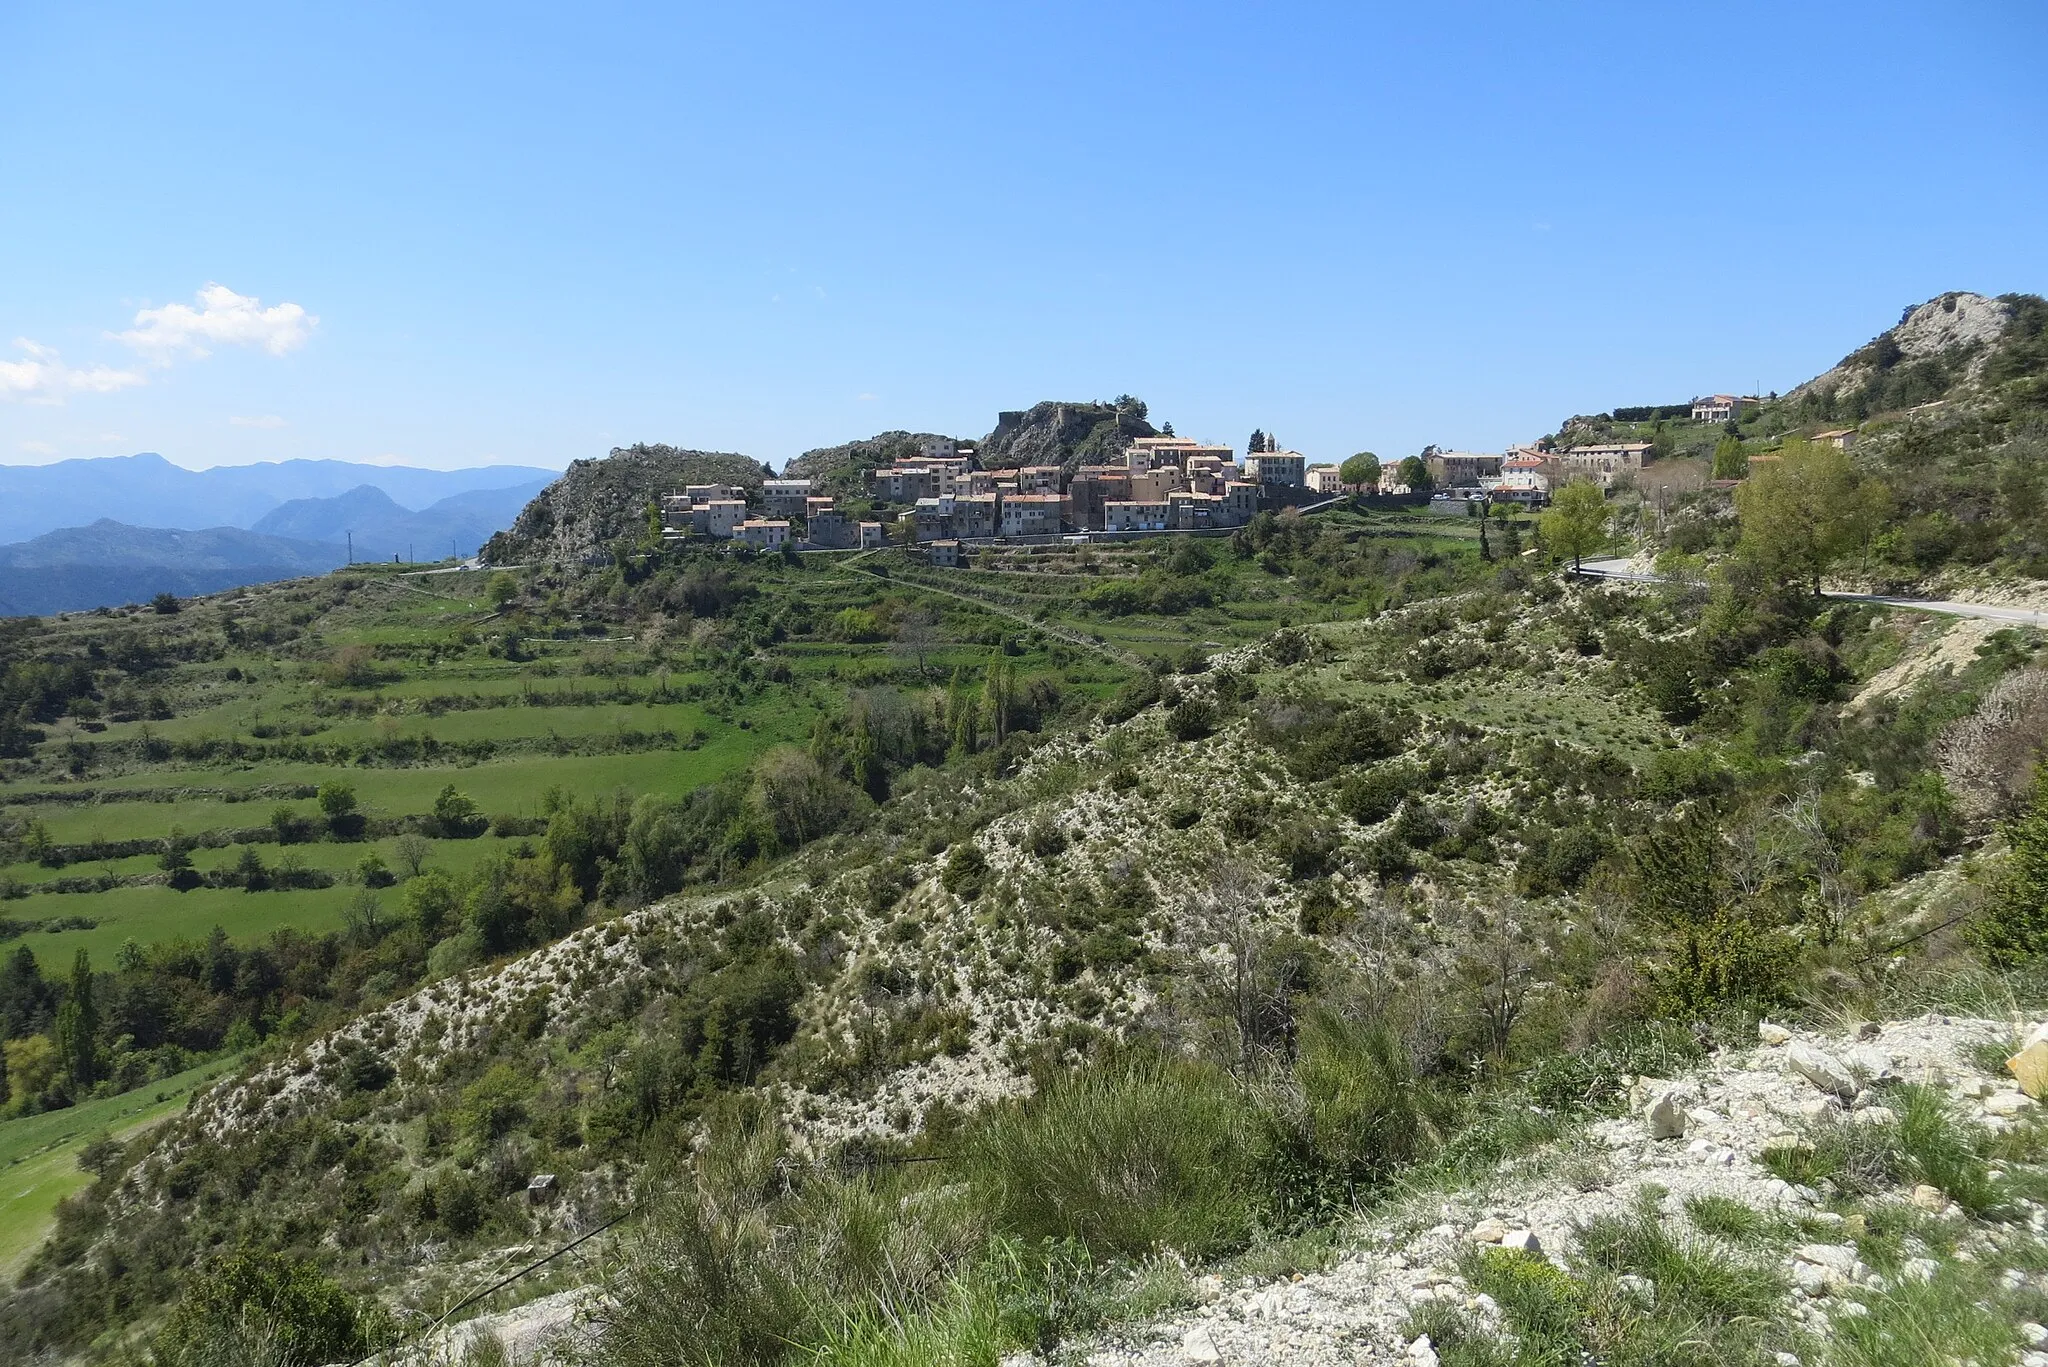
<box><xmin>651</xmin><ymin>421</ymin><xmax>1683</xmax><ymax>563</ymax></box>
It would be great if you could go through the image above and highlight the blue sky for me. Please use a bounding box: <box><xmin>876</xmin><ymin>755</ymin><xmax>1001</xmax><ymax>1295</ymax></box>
<box><xmin>2</xmin><ymin>1</ymin><xmax>2043</xmax><ymax>472</ymax></box>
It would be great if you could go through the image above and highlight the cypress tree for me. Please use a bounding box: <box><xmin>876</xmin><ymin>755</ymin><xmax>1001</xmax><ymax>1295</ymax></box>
<box><xmin>55</xmin><ymin>949</ymin><xmax>97</xmax><ymax>1089</ymax></box>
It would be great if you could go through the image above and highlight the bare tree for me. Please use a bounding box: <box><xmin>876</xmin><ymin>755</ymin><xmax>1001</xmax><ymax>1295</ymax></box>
<box><xmin>1779</xmin><ymin>789</ymin><xmax>1855</xmax><ymax>946</ymax></box>
<box><xmin>893</xmin><ymin>607</ymin><xmax>939</xmax><ymax>682</ymax></box>
<box><xmin>1452</xmin><ymin>897</ymin><xmax>1550</xmax><ymax>1063</ymax></box>
<box><xmin>1188</xmin><ymin>858</ymin><xmax>1298</xmax><ymax>1078</ymax></box>
<box><xmin>393</xmin><ymin>832</ymin><xmax>434</xmax><ymax>880</ymax></box>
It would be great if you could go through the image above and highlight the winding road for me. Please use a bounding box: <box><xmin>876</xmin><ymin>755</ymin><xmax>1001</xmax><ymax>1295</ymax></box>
<box><xmin>1576</xmin><ymin>558</ymin><xmax>2048</xmax><ymax>628</ymax></box>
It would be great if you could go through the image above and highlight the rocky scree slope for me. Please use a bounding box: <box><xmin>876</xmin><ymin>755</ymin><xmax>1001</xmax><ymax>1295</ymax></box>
<box><xmin>481</xmin><ymin>444</ymin><xmax>764</xmax><ymax>564</ymax></box>
<box><xmin>1072</xmin><ymin>1013</ymin><xmax>2048</xmax><ymax>1367</ymax></box>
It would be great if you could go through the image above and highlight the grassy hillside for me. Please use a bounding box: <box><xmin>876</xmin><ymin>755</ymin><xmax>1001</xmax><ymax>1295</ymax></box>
<box><xmin>0</xmin><ymin>1054</ymin><xmax>238</xmax><ymax>1279</ymax></box>
<box><xmin>7</xmin><ymin>472</ymin><xmax>2044</xmax><ymax>1363</ymax></box>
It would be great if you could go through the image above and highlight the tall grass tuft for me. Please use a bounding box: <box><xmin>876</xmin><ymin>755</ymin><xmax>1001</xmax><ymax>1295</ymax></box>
<box><xmin>1279</xmin><ymin>1009</ymin><xmax>1446</xmax><ymax>1198</ymax></box>
<box><xmin>963</xmin><ymin>1055</ymin><xmax>1271</xmax><ymax>1260</ymax></box>
<box><xmin>1893</xmin><ymin>1083</ymin><xmax>1996</xmax><ymax>1215</ymax></box>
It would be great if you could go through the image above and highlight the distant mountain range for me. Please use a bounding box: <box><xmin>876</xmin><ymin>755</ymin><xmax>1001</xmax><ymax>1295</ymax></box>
<box><xmin>0</xmin><ymin>520</ymin><xmax>349</xmax><ymax>616</ymax></box>
<box><xmin>250</xmin><ymin>480</ymin><xmax>554</xmax><ymax>563</ymax></box>
<box><xmin>0</xmin><ymin>452</ymin><xmax>559</xmax><ymax>545</ymax></box>
<box><xmin>0</xmin><ymin>453</ymin><xmax>562</xmax><ymax>614</ymax></box>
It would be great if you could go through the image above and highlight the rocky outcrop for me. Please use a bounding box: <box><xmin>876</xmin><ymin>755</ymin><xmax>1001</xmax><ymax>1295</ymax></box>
<box><xmin>1787</xmin><ymin>291</ymin><xmax>2016</xmax><ymax>413</ymax></box>
<box><xmin>482</xmin><ymin>444</ymin><xmax>764</xmax><ymax>564</ymax></box>
<box><xmin>979</xmin><ymin>399</ymin><xmax>1156</xmax><ymax>471</ymax></box>
<box><xmin>784</xmin><ymin>430</ymin><xmax>958</xmax><ymax>488</ymax></box>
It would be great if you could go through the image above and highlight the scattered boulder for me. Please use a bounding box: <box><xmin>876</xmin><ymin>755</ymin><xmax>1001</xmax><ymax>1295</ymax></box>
<box><xmin>1181</xmin><ymin>1326</ymin><xmax>1222</xmax><ymax>1363</ymax></box>
<box><xmin>1468</xmin><ymin>1218</ymin><xmax>1508</xmax><ymax>1244</ymax></box>
<box><xmin>1645</xmin><ymin>1090</ymin><xmax>1688</xmax><ymax>1140</ymax></box>
<box><xmin>1500</xmin><ymin>1229</ymin><xmax>1544</xmax><ymax>1257</ymax></box>
<box><xmin>1985</xmin><ymin>1090</ymin><xmax>2037</xmax><ymax>1118</ymax></box>
<box><xmin>1909</xmin><ymin>1184</ymin><xmax>1950</xmax><ymax>1213</ymax></box>
<box><xmin>1786</xmin><ymin>1042</ymin><xmax>1857</xmax><ymax>1098</ymax></box>
<box><xmin>2010</xmin><ymin>1025</ymin><xmax>2048</xmax><ymax>1100</ymax></box>
<box><xmin>1844</xmin><ymin>1045</ymin><xmax>1897</xmax><ymax>1085</ymax></box>
<box><xmin>1407</xmin><ymin>1334</ymin><xmax>1440</xmax><ymax>1367</ymax></box>
<box><xmin>1794</xmin><ymin>1243</ymin><xmax>1858</xmax><ymax>1276</ymax></box>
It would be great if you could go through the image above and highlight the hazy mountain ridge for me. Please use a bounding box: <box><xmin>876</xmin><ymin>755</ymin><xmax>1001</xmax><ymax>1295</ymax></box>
<box><xmin>0</xmin><ymin>519</ymin><xmax>347</xmax><ymax>615</ymax></box>
<box><xmin>250</xmin><ymin>479</ymin><xmax>553</xmax><ymax>561</ymax></box>
<box><xmin>0</xmin><ymin>453</ymin><xmax>560</xmax><ymax>545</ymax></box>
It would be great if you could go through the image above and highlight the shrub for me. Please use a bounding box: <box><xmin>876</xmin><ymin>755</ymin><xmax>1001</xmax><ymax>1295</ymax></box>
<box><xmin>433</xmin><ymin>785</ymin><xmax>488</xmax><ymax>839</ymax></box>
<box><xmin>1164</xmin><ymin>697</ymin><xmax>1217</xmax><ymax>742</ymax></box>
<box><xmin>153</xmin><ymin>1251</ymin><xmax>385</xmax><ymax>1366</ymax></box>
<box><xmin>1337</xmin><ymin>763</ymin><xmax>1422</xmax><ymax>826</ymax></box>
<box><xmin>1270</xmin><ymin>819</ymin><xmax>1338</xmax><ymax>880</ymax></box>
<box><xmin>942</xmin><ymin>843</ymin><xmax>989</xmax><ymax>899</ymax></box>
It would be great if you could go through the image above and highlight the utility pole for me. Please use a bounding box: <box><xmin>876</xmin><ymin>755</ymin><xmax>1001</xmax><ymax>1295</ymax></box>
<box><xmin>346</xmin><ymin>530</ymin><xmax>352</xmax><ymax>564</ymax></box>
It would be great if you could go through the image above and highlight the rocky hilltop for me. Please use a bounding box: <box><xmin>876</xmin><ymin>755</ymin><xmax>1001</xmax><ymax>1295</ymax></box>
<box><xmin>481</xmin><ymin>443</ymin><xmax>763</xmax><ymax>564</ymax></box>
<box><xmin>783</xmin><ymin>429</ymin><xmax>958</xmax><ymax>490</ymax></box>
<box><xmin>978</xmin><ymin>397</ymin><xmax>1158</xmax><ymax>470</ymax></box>
<box><xmin>1787</xmin><ymin>290</ymin><xmax>2045</xmax><ymax>421</ymax></box>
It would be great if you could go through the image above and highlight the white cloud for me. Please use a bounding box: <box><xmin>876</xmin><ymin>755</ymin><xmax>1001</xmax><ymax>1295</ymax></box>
<box><xmin>230</xmin><ymin>414</ymin><xmax>287</xmax><ymax>428</ymax></box>
<box><xmin>117</xmin><ymin>283</ymin><xmax>317</xmax><ymax>359</ymax></box>
<box><xmin>856</xmin><ymin>392</ymin><xmax>879</xmax><ymax>402</ymax></box>
<box><xmin>0</xmin><ymin>339</ymin><xmax>146</xmax><ymax>404</ymax></box>
<box><xmin>18</xmin><ymin>440</ymin><xmax>57</xmax><ymax>455</ymax></box>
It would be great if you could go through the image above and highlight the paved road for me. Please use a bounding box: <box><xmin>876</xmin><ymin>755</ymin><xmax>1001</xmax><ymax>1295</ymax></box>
<box><xmin>1576</xmin><ymin>558</ymin><xmax>2048</xmax><ymax>627</ymax></box>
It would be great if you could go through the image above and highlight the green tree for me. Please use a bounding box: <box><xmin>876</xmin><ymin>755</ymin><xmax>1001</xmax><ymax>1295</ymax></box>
<box><xmin>1538</xmin><ymin>481</ymin><xmax>1610</xmax><ymax>570</ymax></box>
<box><xmin>1247</xmin><ymin>429</ymin><xmax>1266</xmax><ymax>457</ymax></box>
<box><xmin>1339</xmin><ymin>452</ymin><xmax>1381</xmax><ymax>490</ymax></box>
<box><xmin>1631</xmin><ymin>816</ymin><xmax>1791</xmax><ymax>1012</ymax></box>
<box><xmin>53</xmin><ymin>949</ymin><xmax>97</xmax><ymax>1089</ymax></box>
<box><xmin>317</xmin><ymin>782</ymin><xmax>357</xmax><ymax>820</ymax></box>
<box><xmin>981</xmin><ymin>654</ymin><xmax>1014</xmax><ymax>745</ymax></box>
<box><xmin>1710</xmin><ymin>434</ymin><xmax>1748</xmax><ymax>480</ymax></box>
<box><xmin>1394</xmin><ymin>454</ymin><xmax>1433</xmax><ymax>492</ymax></box>
<box><xmin>486</xmin><ymin>572</ymin><xmax>519</xmax><ymax>610</ymax></box>
<box><xmin>1734</xmin><ymin>438</ymin><xmax>1889</xmax><ymax>594</ymax></box>
<box><xmin>1973</xmin><ymin>769</ymin><xmax>2048</xmax><ymax>966</ymax></box>
<box><xmin>401</xmin><ymin>867</ymin><xmax>464</xmax><ymax>938</ymax></box>
<box><xmin>434</xmin><ymin>785</ymin><xmax>485</xmax><ymax>838</ymax></box>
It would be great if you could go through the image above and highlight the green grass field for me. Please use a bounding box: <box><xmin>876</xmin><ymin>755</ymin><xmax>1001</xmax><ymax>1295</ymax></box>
<box><xmin>0</xmin><ymin>1055</ymin><xmax>240</xmax><ymax>1277</ymax></box>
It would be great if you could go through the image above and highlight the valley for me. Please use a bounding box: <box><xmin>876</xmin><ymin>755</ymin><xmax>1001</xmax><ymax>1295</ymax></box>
<box><xmin>0</xmin><ymin>293</ymin><xmax>2045</xmax><ymax>1366</ymax></box>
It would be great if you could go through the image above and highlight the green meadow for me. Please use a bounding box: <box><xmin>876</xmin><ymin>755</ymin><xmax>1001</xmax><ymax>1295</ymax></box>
<box><xmin>0</xmin><ymin>1054</ymin><xmax>240</xmax><ymax>1278</ymax></box>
